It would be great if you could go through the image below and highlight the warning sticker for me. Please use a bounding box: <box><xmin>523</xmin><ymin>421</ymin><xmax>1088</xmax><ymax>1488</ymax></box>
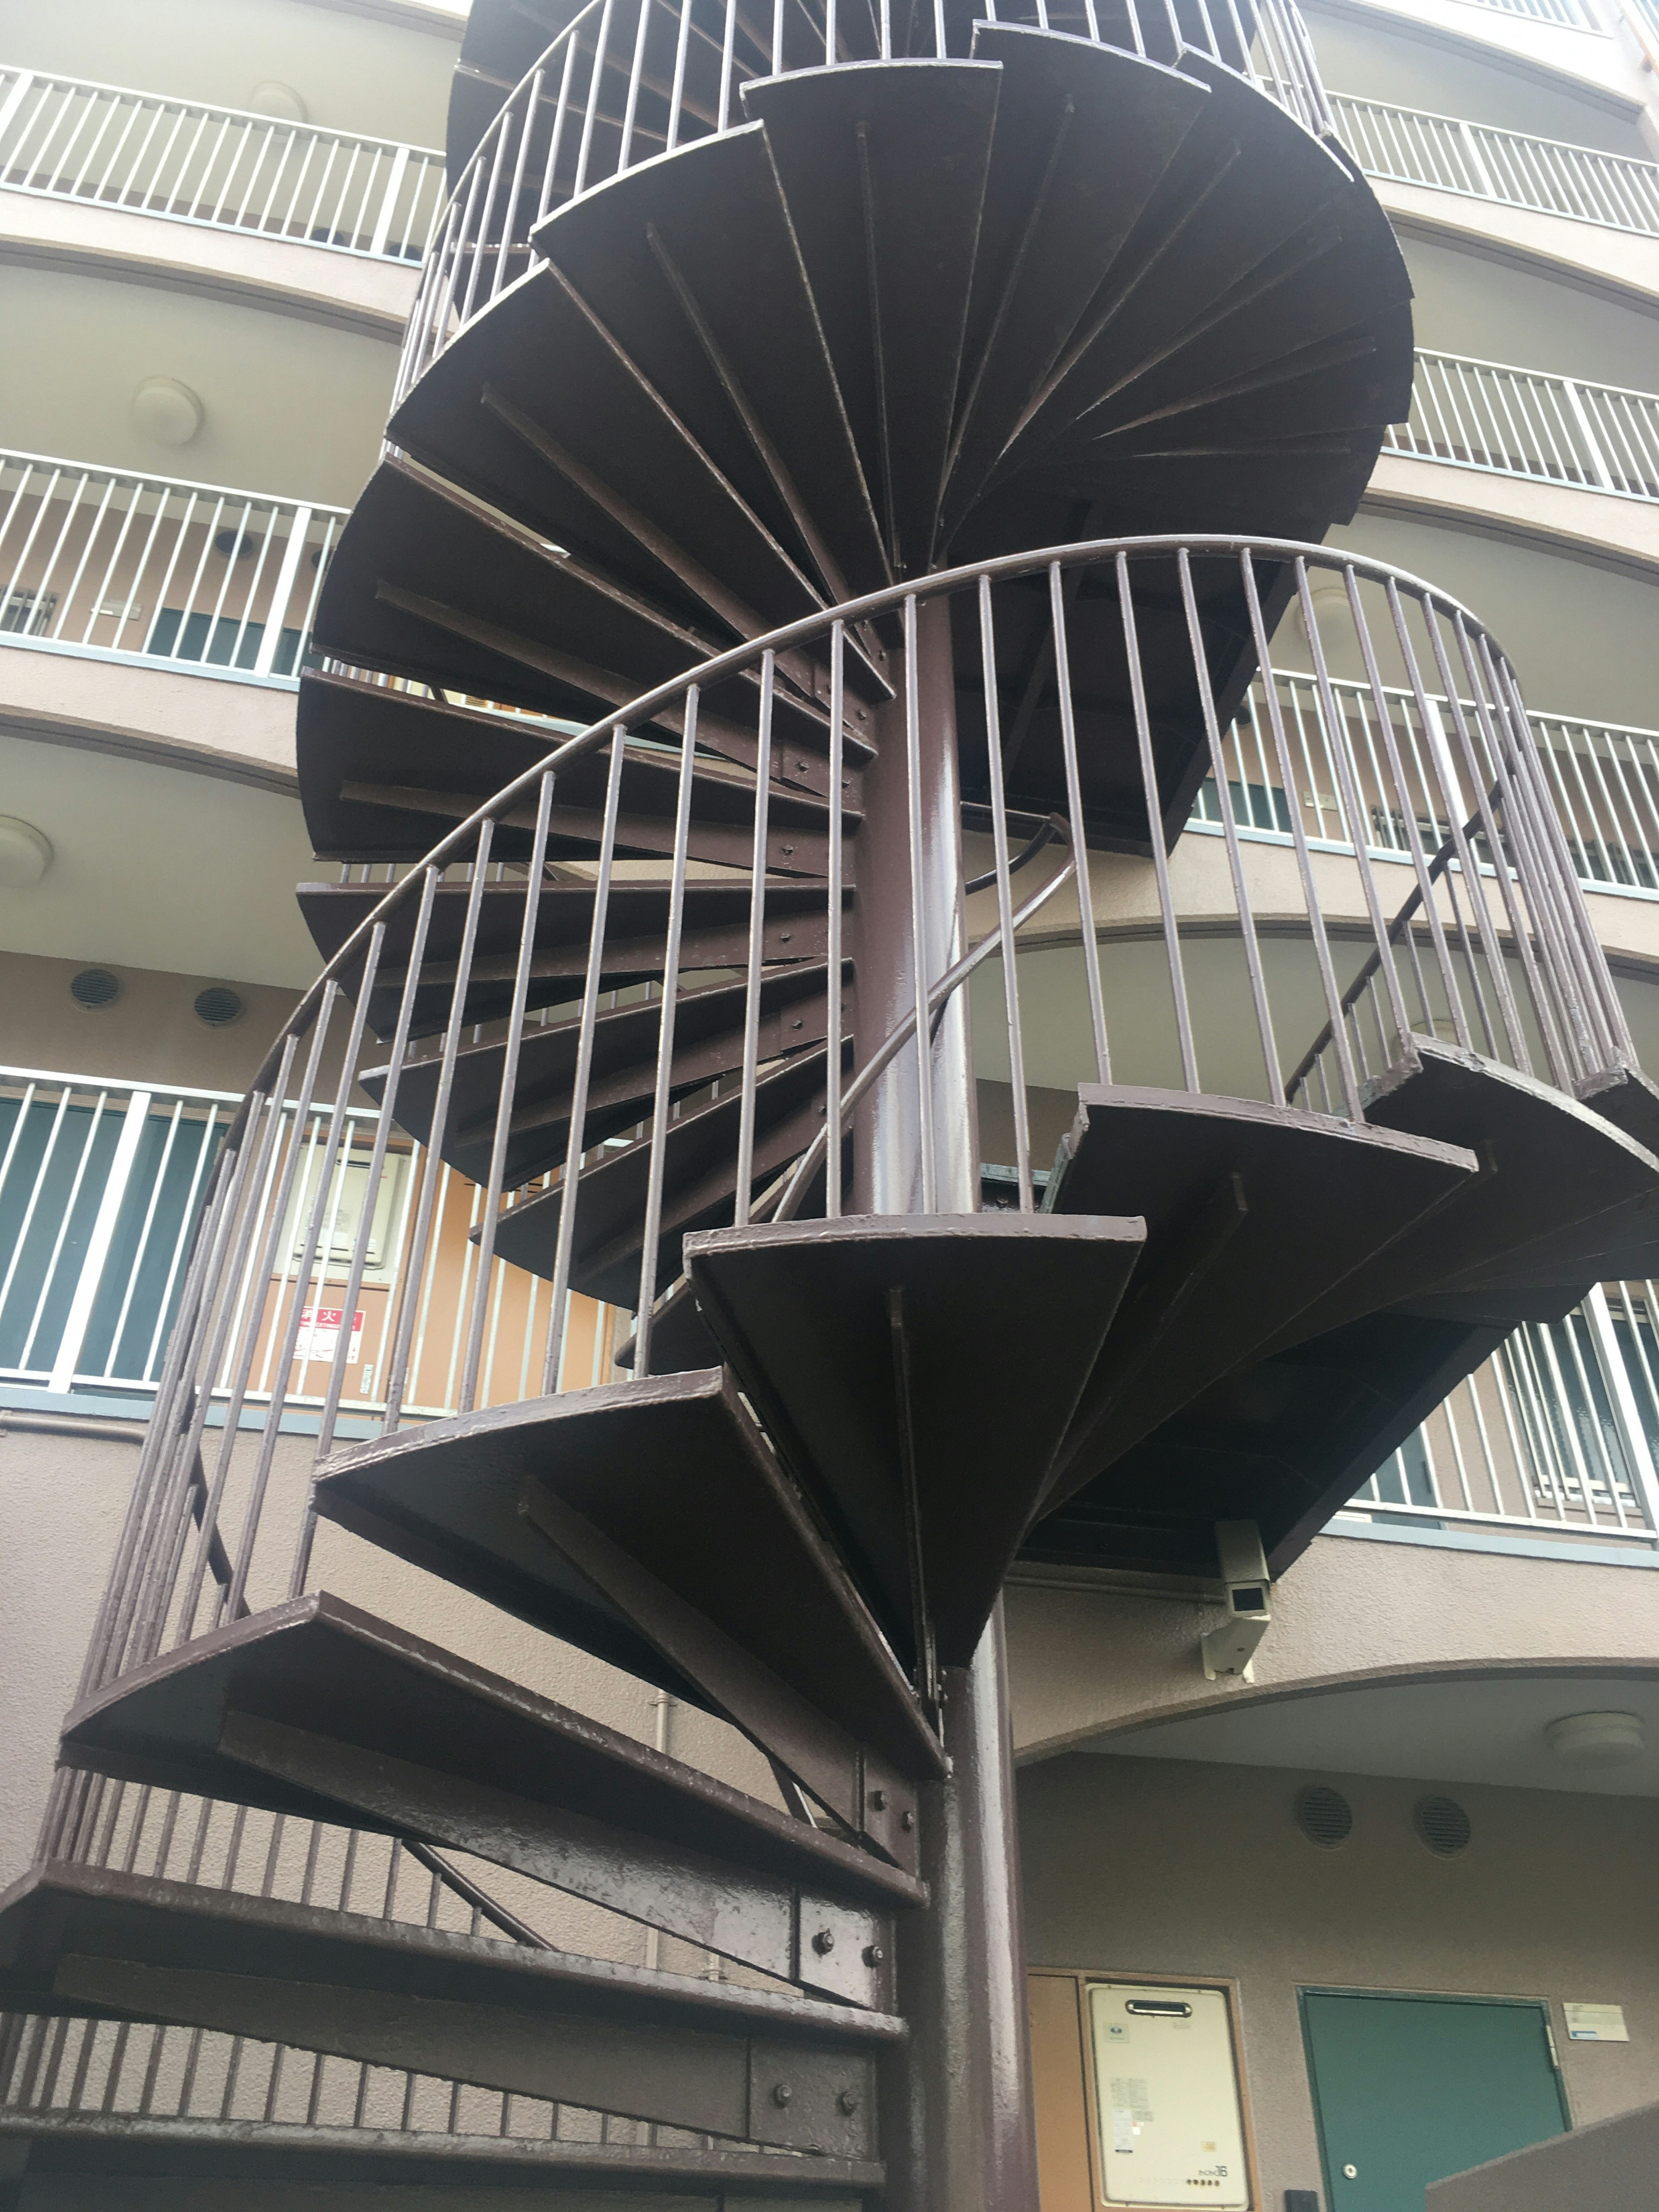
<box><xmin>296</xmin><ymin>1307</ymin><xmax>365</xmax><ymax>1364</ymax></box>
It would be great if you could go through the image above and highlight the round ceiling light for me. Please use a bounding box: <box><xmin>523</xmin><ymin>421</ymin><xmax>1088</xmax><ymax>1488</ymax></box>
<box><xmin>0</xmin><ymin>815</ymin><xmax>52</xmax><ymax>887</ymax></box>
<box><xmin>249</xmin><ymin>80</ymin><xmax>308</xmax><ymax>122</ymax></box>
<box><xmin>1546</xmin><ymin>1711</ymin><xmax>1644</xmax><ymax>1767</ymax></box>
<box><xmin>132</xmin><ymin>377</ymin><xmax>204</xmax><ymax>448</ymax></box>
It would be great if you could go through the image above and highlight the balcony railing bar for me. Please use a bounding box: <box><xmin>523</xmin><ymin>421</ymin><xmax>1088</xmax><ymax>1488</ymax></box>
<box><xmin>1387</xmin><ymin>350</ymin><xmax>1659</xmax><ymax>500</ymax></box>
<box><xmin>0</xmin><ymin>448</ymin><xmax>347</xmax><ymax>684</ymax></box>
<box><xmin>0</xmin><ymin>66</ymin><xmax>445</xmax><ymax>263</ymax></box>
<box><xmin>1330</xmin><ymin>91</ymin><xmax>1659</xmax><ymax>235</ymax></box>
<box><xmin>1433</xmin><ymin>0</ymin><xmax>1598</xmax><ymax>26</ymax></box>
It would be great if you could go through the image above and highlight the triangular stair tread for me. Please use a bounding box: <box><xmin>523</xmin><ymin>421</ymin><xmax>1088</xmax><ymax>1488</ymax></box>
<box><xmin>0</xmin><ymin>1862</ymin><xmax>896</xmax><ymax>2153</ymax></box>
<box><xmin>61</xmin><ymin>1592</ymin><xmax>918</xmax><ymax>2004</ymax></box>
<box><xmin>0</xmin><ymin>2110</ymin><xmax>885</xmax><ymax>2201</ymax></box>
<box><xmin>1294</xmin><ymin>1040</ymin><xmax>1659</xmax><ymax>1322</ymax></box>
<box><xmin>489</xmin><ymin>1048</ymin><xmax>837</xmax><ymax>1305</ymax></box>
<box><xmin>1578</xmin><ymin>1063</ymin><xmax>1659</xmax><ymax>1157</ymax></box>
<box><xmin>741</xmin><ymin>61</ymin><xmax>1001</xmax><ymax>575</ymax></box>
<box><xmin>365</xmin><ymin>965</ymin><xmax>842</xmax><ymax>1189</ymax></box>
<box><xmin>1023</xmin><ymin>1306</ymin><xmax>1510</xmax><ymax>1582</ymax></box>
<box><xmin>314</xmin><ymin>1371</ymin><xmax>941</xmax><ymax>1787</ymax></box>
<box><xmin>61</xmin><ymin>1593</ymin><xmax>923</xmax><ymax>1915</ymax></box>
<box><xmin>296</xmin><ymin>880</ymin><xmax>836</xmax><ymax>1039</ymax></box>
<box><xmin>683</xmin><ymin>1212</ymin><xmax>1145</xmax><ymax>1669</ymax></box>
<box><xmin>530</xmin><ymin>123</ymin><xmax>890</xmax><ymax>603</ymax></box>
<box><xmin>1041</xmin><ymin>1085</ymin><xmax>1479</xmax><ymax>1507</ymax></box>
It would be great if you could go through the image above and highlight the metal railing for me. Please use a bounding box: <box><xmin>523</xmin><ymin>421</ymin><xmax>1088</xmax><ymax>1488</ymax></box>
<box><xmin>1387</xmin><ymin>350</ymin><xmax>1659</xmax><ymax>501</ymax></box>
<box><xmin>0</xmin><ymin>1065</ymin><xmax>619</xmax><ymax>1414</ymax></box>
<box><xmin>395</xmin><ymin>0</ymin><xmax>1332</xmax><ymax>405</ymax></box>
<box><xmin>1352</xmin><ymin>1282</ymin><xmax>1659</xmax><ymax>1547</ymax></box>
<box><xmin>1331</xmin><ymin>92</ymin><xmax>1659</xmax><ymax>235</ymax></box>
<box><xmin>1436</xmin><ymin>0</ymin><xmax>1597</xmax><ymax>27</ymax></box>
<box><xmin>1198</xmin><ymin>675</ymin><xmax>1659</xmax><ymax>903</ymax></box>
<box><xmin>0</xmin><ymin>450</ymin><xmax>348</xmax><ymax>683</ymax></box>
<box><xmin>0</xmin><ymin>66</ymin><xmax>445</xmax><ymax>263</ymax></box>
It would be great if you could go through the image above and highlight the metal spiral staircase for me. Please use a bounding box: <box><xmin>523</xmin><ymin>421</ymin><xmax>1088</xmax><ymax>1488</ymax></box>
<box><xmin>6</xmin><ymin>2</ymin><xmax>1659</xmax><ymax>2204</ymax></box>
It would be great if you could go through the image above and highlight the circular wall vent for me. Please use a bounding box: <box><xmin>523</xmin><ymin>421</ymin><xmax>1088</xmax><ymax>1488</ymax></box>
<box><xmin>194</xmin><ymin>986</ymin><xmax>245</xmax><ymax>1028</ymax></box>
<box><xmin>1414</xmin><ymin>1795</ymin><xmax>1472</xmax><ymax>1857</ymax></box>
<box><xmin>1294</xmin><ymin>1785</ymin><xmax>1353</xmax><ymax>1849</ymax></box>
<box><xmin>213</xmin><ymin>529</ymin><xmax>257</xmax><ymax>561</ymax></box>
<box><xmin>70</xmin><ymin>967</ymin><xmax>122</xmax><ymax>1009</ymax></box>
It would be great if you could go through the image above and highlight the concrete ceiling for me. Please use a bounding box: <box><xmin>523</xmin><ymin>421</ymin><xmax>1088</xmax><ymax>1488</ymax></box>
<box><xmin>0</xmin><ymin>263</ymin><xmax>395</xmax><ymax>506</ymax></box>
<box><xmin>0</xmin><ymin>0</ymin><xmax>458</xmax><ymax>151</ymax></box>
<box><xmin>0</xmin><ymin>729</ymin><xmax>322</xmax><ymax>987</ymax></box>
<box><xmin>1084</xmin><ymin>1667</ymin><xmax>1659</xmax><ymax>1796</ymax></box>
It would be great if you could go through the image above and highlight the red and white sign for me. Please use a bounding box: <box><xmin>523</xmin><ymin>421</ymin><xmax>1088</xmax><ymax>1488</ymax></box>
<box><xmin>296</xmin><ymin>1306</ymin><xmax>365</xmax><ymax>1364</ymax></box>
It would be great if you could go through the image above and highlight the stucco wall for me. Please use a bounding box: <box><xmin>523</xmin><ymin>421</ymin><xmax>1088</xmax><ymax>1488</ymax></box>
<box><xmin>1019</xmin><ymin>1750</ymin><xmax>1659</xmax><ymax>2206</ymax></box>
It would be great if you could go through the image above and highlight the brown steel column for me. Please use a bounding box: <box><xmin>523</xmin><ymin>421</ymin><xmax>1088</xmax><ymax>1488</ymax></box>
<box><xmin>852</xmin><ymin>594</ymin><xmax>1039</xmax><ymax>2211</ymax></box>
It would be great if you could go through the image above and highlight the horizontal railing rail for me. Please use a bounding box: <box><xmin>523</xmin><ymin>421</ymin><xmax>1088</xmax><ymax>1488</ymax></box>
<box><xmin>1331</xmin><ymin>91</ymin><xmax>1659</xmax><ymax>235</ymax></box>
<box><xmin>1351</xmin><ymin>1281</ymin><xmax>1659</xmax><ymax>1546</ymax></box>
<box><xmin>1433</xmin><ymin>0</ymin><xmax>1598</xmax><ymax>27</ymax></box>
<box><xmin>0</xmin><ymin>448</ymin><xmax>349</xmax><ymax>683</ymax></box>
<box><xmin>1387</xmin><ymin>348</ymin><xmax>1659</xmax><ymax>501</ymax></box>
<box><xmin>395</xmin><ymin>0</ymin><xmax>1332</xmax><ymax>405</ymax></box>
<box><xmin>0</xmin><ymin>65</ymin><xmax>445</xmax><ymax>262</ymax></box>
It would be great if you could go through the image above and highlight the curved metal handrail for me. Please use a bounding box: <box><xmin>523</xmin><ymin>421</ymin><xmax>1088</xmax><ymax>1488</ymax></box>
<box><xmin>394</xmin><ymin>0</ymin><xmax>1335</xmax><ymax>406</ymax></box>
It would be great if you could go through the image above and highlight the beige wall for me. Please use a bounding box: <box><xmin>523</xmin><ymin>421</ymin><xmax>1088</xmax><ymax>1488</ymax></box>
<box><xmin>1019</xmin><ymin>1749</ymin><xmax>1659</xmax><ymax>2207</ymax></box>
<box><xmin>0</xmin><ymin>948</ymin><xmax>301</xmax><ymax>1093</ymax></box>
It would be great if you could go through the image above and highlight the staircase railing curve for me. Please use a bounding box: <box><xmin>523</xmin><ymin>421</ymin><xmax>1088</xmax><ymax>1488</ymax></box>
<box><xmin>394</xmin><ymin>0</ymin><xmax>1335</xmax><ymax>407</ymax></box>
<box><xmin>6</xmin><ymin>536</ymin><xmax>1659</xmax><ymax>2195</ymax></box>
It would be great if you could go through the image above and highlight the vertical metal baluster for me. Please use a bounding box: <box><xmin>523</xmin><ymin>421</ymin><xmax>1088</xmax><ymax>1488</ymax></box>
<box><xmin>1050</xmin><ymin>561</ymin><xmax>1110</xmax><ymax>1085</ymax></box>
<box><xmin>734</xmin><ymin>655</ymin><xmax>778</xmax><ymax>1225</ymax></box>
<box><xmin>1239</xmin><ymin>553</ymin><xmax>1359</xmax><ymax>1118</ymax></box>
<box><xmin>979</xmin><ymin>575</ymin><xmax>1036</xmax><ymax>1208</ymax></box>
<box><xmin>634</xmin><ymin>691</ymin><xmax>701</xmax><ymax>1372</ymax></box>
<box><xmin>542</xmin><ymin>731</ymin><xmax>628</xmax><ymax>1392</ymax></box>
<box><xmin>578</xmin><ymin>0</ymin><xmax>620</xmax><ymax>188</ymax></box>
<box><xmin>463</xmin><ymin>779</ymin><xmax>556</xmax><ymax>1409</ymax></box>
<box><xmin>620</xmin><ymin>0</ymin><xmax>655</xmax><ymax>171</ymax></box>
<box><xmin>1122</xmin><ymin>552</ymin><xmax>1199</xmax><ymax>1093</ymax></box>
<box><xmin>1180</xmin><ymin>549</ymin><xmax>1281</xmax><ymax>1098</ymax></box>
<box><xmin>381</xmin><ymin>838</ymin><xmax>496</xmax><ymax>1429</ymax></box>
<box><xmin>493</xmin><ymin>78</ymin><xmax>541</xmax><ymax>299</ymax></box>
<box><xmin>825</xmin><ymin>623</ymin><xmax>847</xmax><ymax>1217</ymax></box>
<box><xmin>667</xmin><ymin>0</ymin><xmax>696</xmax><ymax>149</ymax></box>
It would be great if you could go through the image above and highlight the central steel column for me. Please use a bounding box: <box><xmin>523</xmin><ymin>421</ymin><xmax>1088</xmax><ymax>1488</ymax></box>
<box><xmin>849</xmin><ymin>593</ymin><xmax>1040</xmax><ymax>2212</ymax></box>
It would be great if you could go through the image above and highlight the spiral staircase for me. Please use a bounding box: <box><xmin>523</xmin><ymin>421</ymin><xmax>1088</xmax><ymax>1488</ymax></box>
<box><xmin>6</xmin><ymin>3</ymin><xmax>1659</xmax><ymax>2206</ymax></box>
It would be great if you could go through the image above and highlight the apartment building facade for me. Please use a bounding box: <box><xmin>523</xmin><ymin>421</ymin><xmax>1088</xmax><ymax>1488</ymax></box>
<box><xmin>2</xmin><ymin>0</ymin><xmax>1659</xmax><ymax>2204</ymax></box>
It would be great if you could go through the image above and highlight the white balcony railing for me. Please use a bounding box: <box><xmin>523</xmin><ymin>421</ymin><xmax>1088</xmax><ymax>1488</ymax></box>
<box><xmin>1199</xmin><ymin>673</ymin><xmax>1659</xmax><ymax>905</ymax></box>
<box><xmin>0</xmin><ymin>449</ymin><xmax>348</xmax><ymax>683</ymax></box>
<box><xmin>1331</xmin><ymin>93</ymin><xmax>1659</xmax><ymax>235</ymax></box>
<box><xmin>1386</xmin><ymin>350</ymin><xmax>1659</xmax><ymax>501</ymax></box>
<box><xmin>1348</xmin><ymin>1284</ymin><xmax>1659</xmax><ymax>1549</ymax></box>
<box><xmin>1435</xmin><ymin>0</ymin><xmax>1598</xmax><ymax>26</ymax></box>
<box><xmin>0</xmin><ymin>1065</ymin><xmax>620</xmax><ymax>1415</ymax></box>
<box><xmin>7</xmin><ymin>1059</ymin><xmax>1654</xmax><ymax>1559</ymax></box>
<box><xmin>0</xmin><ymin>66</ymin><xmax>445</xmax><ymax>263</ymax></box>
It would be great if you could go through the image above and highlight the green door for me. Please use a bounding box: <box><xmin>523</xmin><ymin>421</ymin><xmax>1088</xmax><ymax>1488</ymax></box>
<box><xmin>1301</xmin><ymin>1990</ymin><xmax>1568</xmax><ymax>2210</ymax></box>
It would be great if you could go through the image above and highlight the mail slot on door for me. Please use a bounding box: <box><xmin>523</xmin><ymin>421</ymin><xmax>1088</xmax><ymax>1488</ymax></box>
<box><xmin>1088</xmin><ymin>1981</ymin><xmax>1251</xmax><ymax>2208</ymax></box>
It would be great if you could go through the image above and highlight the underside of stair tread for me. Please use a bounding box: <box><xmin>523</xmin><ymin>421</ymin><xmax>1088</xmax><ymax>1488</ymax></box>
<box><xmin>531</xmin><ymin>121</ymin><xmax>892</xmax><ymax>604</ymax></box>
<box><xmin>60</xmin><ymin>1594</ymin><xmax>925</xmax><ymax>1916</ymax></box>
<box><xmin>296</xmin><ymin>879</ymin><xmax>837</xmax><ymax>1036</ymax></box>
<box><xmin>297</xmin><ymin>671</ymin><xmax>856</xmax><ymax>868</ymax></box>
<box><xmin>313</xmin><ymin>1371</ymin><xmax>941</xmax><ymax>1789</ymax></box>
<box><xmin>682</xmin><ymin>1212</ymin><xmax>1145</xmax><ymax>1668</ymax></box>
<box><xmin>0</xmin><ymin>1863</ymin><xmax>894</xmax><ymax>2155</ymax></box>
<box><xmin>0</xmin><ymin>2110</ymin><xmax>885</xmax><ymax>2200</ymax></box>
<box><xmin>1023</xmin><ymin>1305</ymin><xmax>1510</xmax><ymax>1581</ymax></box>
<box><xmin>488</xmin><ymin>1046</ymin><xmax>840</xmax><ymax>1305</ymax></box>
<box><xmin>1039</xmin><ymin>1085</ymin><xmax>1480</xmax><ymax>1508</ymax></box>
<box><xmin>365</xmin><ymin>965</ymin><xmax>844</xmax><ymax>1190</ymax></box>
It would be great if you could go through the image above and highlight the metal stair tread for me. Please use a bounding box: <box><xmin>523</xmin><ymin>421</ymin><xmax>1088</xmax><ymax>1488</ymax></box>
<box><xmin>1040</xmin><ymin>1084</ymin><xmax>1481</xmax><ymax>1507</ymax></box>
<box><xmin>0</xmin><ymin>2109</ymin><xmax>885</xmax><ymax>2199</ymax></box>
<box><xmin>313</xmin><ymin>1369</ymin><xmax>943</xmax><ymax>1789</ymax></box>
<box><xmin>682</xmin><ymin>1211</ymin><xmax>1146</xmax><ymax>1669</ymax></box>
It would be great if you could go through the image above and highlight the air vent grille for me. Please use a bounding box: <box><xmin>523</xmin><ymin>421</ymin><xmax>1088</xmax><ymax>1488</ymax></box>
<box><xmin>70</xmin><ymin>967</ymin><xmax>121</xmax><ymax>1009</ymax></box>
<box><xmin>1415</xmin><ymin>1795</ymin><xmax>1472</xmax><ymax>1857</ymax></box>
<box><xmin>1294</xmin><ymin>1785</ymin><xmax>1352</xmax><ymax>1849</ymax></box>
<box><xmin>194</xmin><ymin>986</ymin><xmax>245</xmax><ymax>1028</ymax></box>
